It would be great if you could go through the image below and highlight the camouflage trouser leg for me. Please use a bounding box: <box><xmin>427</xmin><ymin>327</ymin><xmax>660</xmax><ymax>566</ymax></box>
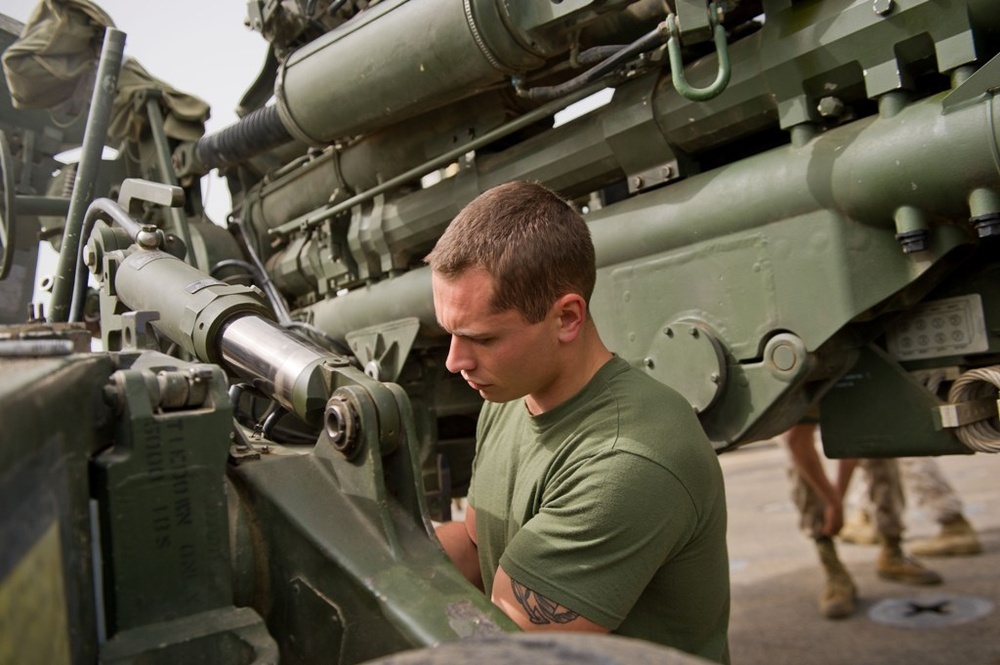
<box><xmin>789</xmin><ymin>461</ymin><xmax>834</xmax><ymax>540</ymax></box>
<box><xmin>900</xmin><ymin>457</ymin><xmax>963</xmax><ymax>524</ymax></box>
<box><xmin>790</xmin><ymin>457</ymin><xmax>905</xmax><ymax>540</ymax></box>
<box><xmin>859</xmin><ymin>458</ymin><xmax>905</xmax><ymax>541</ymax></box>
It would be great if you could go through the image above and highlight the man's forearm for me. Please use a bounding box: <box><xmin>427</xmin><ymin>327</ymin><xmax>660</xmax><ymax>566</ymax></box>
<box><xmin>786</xmin><ymin>426</ymin><xmax>839</xmax><ymax>506</ymax></box>
<box><xmin>435</xmin><ymin>520</ymin><xmax>483</xmax><ymax>590</ymax></box>
<box><xmin>835</xmin><ymin>458</ymin><xmax>859</xmax><ymax>498</ymax></box>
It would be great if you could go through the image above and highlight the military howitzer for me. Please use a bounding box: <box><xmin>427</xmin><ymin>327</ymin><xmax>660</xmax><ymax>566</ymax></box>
<box><xmin>2</xmin><ymin>0</ymin><xmax>1000</xmax><ymax>663</ymax></box>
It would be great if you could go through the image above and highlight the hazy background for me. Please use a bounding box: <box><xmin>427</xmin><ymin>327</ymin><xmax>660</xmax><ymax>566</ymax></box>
<box><xmin>5</xmin><ymin>0</ymin><xmax>265</xmax><ymax>223</ymax></box>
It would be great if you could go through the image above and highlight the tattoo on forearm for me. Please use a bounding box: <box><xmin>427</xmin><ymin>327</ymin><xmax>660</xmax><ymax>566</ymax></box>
<box><xmin>510</xmin><ymin>579</ymin><xmax>579</xmax><ymax>625</ymax></box>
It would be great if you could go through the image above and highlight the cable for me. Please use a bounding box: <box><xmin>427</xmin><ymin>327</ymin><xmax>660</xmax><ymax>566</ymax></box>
<box><xmin>947</xmin><ymin>366</ymin><xmax>1000</xmax><ymax>453</ymax></box>
<box><xmin>513</xmin><ymin>24</ymin><xmax>668</xmax><ymax>101</ymax></box>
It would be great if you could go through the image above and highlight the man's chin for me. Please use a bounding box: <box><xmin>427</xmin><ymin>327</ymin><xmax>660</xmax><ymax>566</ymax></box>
<box><xmin>479</xmin><ymin>388</ymin><xmax>524</xmax><ymax>404</ymax></box>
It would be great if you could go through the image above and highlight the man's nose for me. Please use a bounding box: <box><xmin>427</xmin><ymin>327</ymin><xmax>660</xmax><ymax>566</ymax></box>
<box><xmin>445</xmin><ymin>336</ymin><xmax>474</xmax><ymax>374</ymax></box>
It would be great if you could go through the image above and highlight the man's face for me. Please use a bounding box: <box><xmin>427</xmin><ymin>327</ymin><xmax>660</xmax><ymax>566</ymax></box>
<box><xmin>431</xmin><ymin>268</ymin><xmax>560</xmax><ymax>405</ymax></box>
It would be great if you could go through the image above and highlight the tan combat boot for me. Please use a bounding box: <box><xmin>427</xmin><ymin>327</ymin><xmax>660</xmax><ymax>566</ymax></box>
<box><xmin>909</xmin><ymin>515</ymin><xmax>982</xmax><ymax>557</ymax></box>
<box><xmin>876</xmin><ymin>538</ymin><xmax>942</xmax><ymax>585</ymax></box>
<box><xmin>839</xmin><ymin>509</ymin><xmax>881</xmax><ymax>545</ymax></box>
<box><xmin>816</xmin><ymin>537</ymin><xmax>857</xmax><ymax>619</ymax></box>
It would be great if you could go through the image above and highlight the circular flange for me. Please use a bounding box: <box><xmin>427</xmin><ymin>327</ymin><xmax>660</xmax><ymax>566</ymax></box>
<box><xmin>647</xmin><ymin>319</ymin><xmax>726</xmax><ymax>414</ymax></box>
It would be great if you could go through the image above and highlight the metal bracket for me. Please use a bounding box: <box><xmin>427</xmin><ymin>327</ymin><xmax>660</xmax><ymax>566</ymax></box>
<box><xmin>117</xmin><ymin>178</ymin><xmax>184</xmax><ymax>217</ymax></box>
<box><xmin>120</xmin><ymin>310</ymin><xmax>162</xmax><ymax>351</ymax></box>
<box><xmin>345</xmin><ymin>317</ymin><xmax>420</xmax><ymax>382</ymax></box>
<box><xmin>602</xmin><ymin>74</ymin><xmax>687</xmax><ymax>192</ymax></box>
<box><xmin>674</xmin><ymin>0</ymin><xmax>714</xmax><ymax>45</ymax></box>
<box><xmin>943</xmin><ymin>51</ymin><xmax>1000</xmax><ymax>112</ymax></box>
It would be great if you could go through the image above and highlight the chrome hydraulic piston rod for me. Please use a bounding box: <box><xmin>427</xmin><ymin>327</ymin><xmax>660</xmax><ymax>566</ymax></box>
<box><xmin>113</xmin><ymin>248</ymin><xmax>333</xmax><ymax>424</ymax></box>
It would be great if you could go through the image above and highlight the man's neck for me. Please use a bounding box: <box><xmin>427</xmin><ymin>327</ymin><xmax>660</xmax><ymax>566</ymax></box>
<box><xmin>524</xmin><ymin>326</ymin><xmax>613</xmax><ymax>415</ymax></box>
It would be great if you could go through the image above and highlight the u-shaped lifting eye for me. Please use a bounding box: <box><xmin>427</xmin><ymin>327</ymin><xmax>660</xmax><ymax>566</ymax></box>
<box><xmin>665</xmin><ymin>2</ymin><xmax>732</xmax><ymax>102</ymax></box>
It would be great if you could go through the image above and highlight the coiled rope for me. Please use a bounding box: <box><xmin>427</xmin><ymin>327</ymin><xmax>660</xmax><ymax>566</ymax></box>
<box><xmin>947</xmin><ymin>366</ymin><xmax>1000</xmax><ymax>453</ymax></box>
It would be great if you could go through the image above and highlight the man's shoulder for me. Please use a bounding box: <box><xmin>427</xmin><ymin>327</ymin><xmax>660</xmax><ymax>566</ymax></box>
<box><xmin>595</xmin><ymin>359</ymin><xmax>720</xmax><ymax>473</ymax></box>
<box><xmin>599</xmin><ymin>358</ymin><xmax>702</xmax><ymax>427</ymax></box>
<box><xmin>599</xmin><ymin>355</ymin><xmax>684</xmax><ymax>393</ymax></box>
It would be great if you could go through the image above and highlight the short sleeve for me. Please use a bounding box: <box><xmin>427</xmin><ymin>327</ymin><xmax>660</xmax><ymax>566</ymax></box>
<box><xmin>497</xmin><ymin>449</ymin><xmax>699</xmax><ymax>629</ymax></box>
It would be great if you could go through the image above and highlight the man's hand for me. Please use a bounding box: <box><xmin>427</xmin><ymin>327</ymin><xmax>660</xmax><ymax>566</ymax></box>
<box><xmin>491</xmin><ymin>565</ymin><xmax>610</xmax><ymax>633</ymax></box>
<box><xmin>821</xmin><ymin>500</ymin><xmax>844</xmax><ymax>538</ymax></box>
<box><xmin>785</xmin><ymin>423</ymin><xmax>844</xmax><ymax>536</ymax></box>
<box><xmin>434</xmin><ymin>505</ymin><xmax>483</xmax><ymax>591</ymax></box>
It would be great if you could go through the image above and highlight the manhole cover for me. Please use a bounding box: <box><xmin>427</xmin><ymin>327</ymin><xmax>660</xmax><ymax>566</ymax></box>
<box><xmin>868</xmin><ymin>594</ymin><xmax>994</xmax><ymax>628</ymax></box>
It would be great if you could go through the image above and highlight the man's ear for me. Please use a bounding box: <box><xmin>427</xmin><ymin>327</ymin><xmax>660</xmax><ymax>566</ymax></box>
<box><xmin>553</xmin><ymin>293</ymin><xmax>587</xmax><ymax>342</ymax></box>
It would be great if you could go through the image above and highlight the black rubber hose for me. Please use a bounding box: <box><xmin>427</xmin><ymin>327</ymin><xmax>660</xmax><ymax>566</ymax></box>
<box><xmin>195</xmin><ymin>104</ymin><xmax>294</xmax><ymax>170</ymax></box>
<box><xmin>516</xmin><ymin>25</ymin><xmax>668</xmax><ymax>101</ymax></box>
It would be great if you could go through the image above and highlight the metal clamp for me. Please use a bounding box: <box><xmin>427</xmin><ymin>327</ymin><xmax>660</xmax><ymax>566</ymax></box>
<box><xmin>935</xmin><ymin>397</ymin><xmax>999</xmax><ymax>429</ymax></box>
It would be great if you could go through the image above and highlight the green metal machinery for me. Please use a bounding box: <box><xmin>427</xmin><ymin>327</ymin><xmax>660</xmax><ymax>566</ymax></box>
<box><xmin>1</xmin><ymin>0</ymin><xmax>1000</xmax><ymax>662</ymax></box>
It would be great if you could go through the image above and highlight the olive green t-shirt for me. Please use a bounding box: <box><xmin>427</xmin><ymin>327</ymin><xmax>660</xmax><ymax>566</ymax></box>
<box><xmin>468</xmin><ymin>356</ymin><xmax>730</xmax><ymax>664</ymax></box>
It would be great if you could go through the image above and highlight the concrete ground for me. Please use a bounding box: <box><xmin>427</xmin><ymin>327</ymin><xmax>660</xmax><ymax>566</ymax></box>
<box><xmin>722</xmin><ymin>440</ymin><xmax>1000</xmax><ymax>665</ymax></box>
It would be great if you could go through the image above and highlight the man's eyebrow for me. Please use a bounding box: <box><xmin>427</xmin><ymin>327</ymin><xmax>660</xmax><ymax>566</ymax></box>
<box><xmin>436</xmin><ymin>321</ymin><xmax>489</xmax><ymax>340</ymax></box>
<box><xmin>453</xmin><ymin>330</ymin><xmax>489</xmax><ymax>340</ymax></box>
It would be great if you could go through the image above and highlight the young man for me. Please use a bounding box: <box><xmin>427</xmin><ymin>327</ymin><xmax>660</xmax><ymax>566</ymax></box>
<box><xmin>426</xmin><ymin>181</ymin><xmax>730</xmax><ymax>664</ymax></box>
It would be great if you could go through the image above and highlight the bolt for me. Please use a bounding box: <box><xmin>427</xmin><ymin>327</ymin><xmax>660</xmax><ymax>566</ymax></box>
<box><xmin>689</xmin><ymin>328</ymin><xmax>700</xmax><ymax>339</ymax></box>
<box><xmin>971</xmin><ymin>213</ymin><xmax>1000</xmax><ymax>239</ymax></box>
<box><xmin>643</xmin><ymin>357</ymin><xmax>655</xmax><ymax>370</ymax></box>
<box><xmin>873</xmin><ymin>0</ymin><xmax>894</xmax><ymax>16</ymax></box>
<box><xmin>709</xmin><ymin>372</ymin><xmax>721</xmax><ymax>384</ymax></box>
<box><xmin>817</xmin><ymin>96</ymin><xmax>845</xmax><ymax>119</ymax></box>
<box><xmin>660</xmin><ymin>165</ymin><xmax>674</xmax><ymax>179</ymax></box>
<box><xmin>664</xmin><ymin>327</ymin><xmax>674</xmax><ymax>337</ymax></box>
<box><xmin>632</xmin><ymin>176</ymin><xmax>644</xmax><ymax>189</ymax></box>
<box><xmin>189</xmin><ymin>365</ymin><xmax>214</xmax><ymax>382</ymax></box>
<box><xmin>896</xmin><ymin>229</ymin><xmax>928</xmax><ymax>254</ymax></box>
